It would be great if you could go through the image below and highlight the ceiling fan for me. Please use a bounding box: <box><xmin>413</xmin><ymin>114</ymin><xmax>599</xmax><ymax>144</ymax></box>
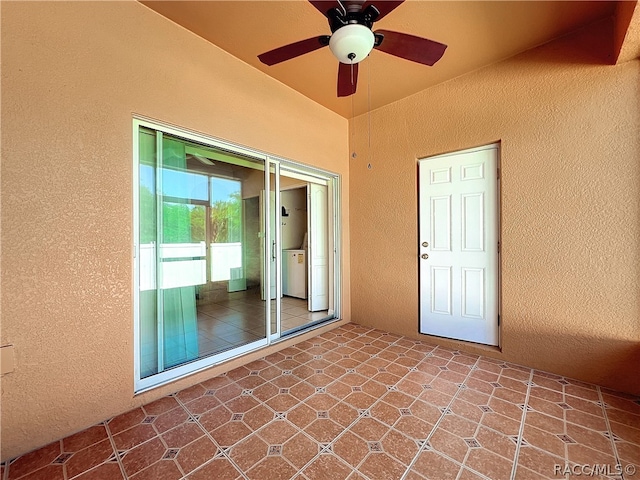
<box><xmin>257</xmin><ymin>0</ymin><xmax>447</xmax><ymax>97</ymax></box>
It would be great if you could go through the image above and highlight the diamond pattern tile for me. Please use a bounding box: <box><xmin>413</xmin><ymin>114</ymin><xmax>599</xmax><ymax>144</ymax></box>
<box><xmin>6</xmin><ymin>323</ymin><xmax>639</xmax><ymax>480</ymax></box>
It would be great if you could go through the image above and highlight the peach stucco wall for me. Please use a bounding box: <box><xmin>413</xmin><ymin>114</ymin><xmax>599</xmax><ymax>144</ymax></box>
<box><xmin>1</xmin><ymin>1</ymin><xmax>349</xmax><ymax>460</ymax></box>
<box><xmin>349</xmin><ymin>19</ymin><xmax>640</xmax><ymax>397</ymax></box>
<box><xmin>2</xmin><ymin>0</ymin><xmax>639</xmax><ymax>463</ymax></box>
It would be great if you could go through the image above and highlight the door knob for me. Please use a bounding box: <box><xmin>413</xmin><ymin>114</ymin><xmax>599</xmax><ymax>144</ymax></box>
<box><xmin>422</xmin><ymin>241</ymin><xmax>429</xmax><ymax>248</ymax></box>
<box><xmin>421</xmin><ymin>254</ymin><xmax>429</xmax><ymax>260</ymax></box>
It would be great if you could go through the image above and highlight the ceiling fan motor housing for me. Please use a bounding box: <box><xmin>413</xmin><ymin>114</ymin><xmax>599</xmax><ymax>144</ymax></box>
<box><xmin>329</xmin><ymin>24</ymin><xmax>375</xmax><ymax>64</ymax></box>
<box><xmin>257</xmin><ymin>1</ymin><xmax>447</xmax><ymax>98</ymax></box>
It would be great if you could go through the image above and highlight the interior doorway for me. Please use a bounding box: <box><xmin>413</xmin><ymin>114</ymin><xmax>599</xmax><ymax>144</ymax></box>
<box><xmin>279</xmin><ymin>180</ymin><xmax>332</xmax><ymax>333</ymax></box>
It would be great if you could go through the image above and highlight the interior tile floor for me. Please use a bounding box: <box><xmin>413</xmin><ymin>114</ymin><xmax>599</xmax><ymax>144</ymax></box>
<box><xmin>196</xmin><ymin>288</ymin><xmax>330</xmax><ymax>358</ymax></box>
<box><xmin>142</xmin><ymin>288</ymin><xmax>332</xmax><ymax>375</ymax></box>
<box><xmin>5</xmin><ymin>323</ymin><xmax>640</xmax><ymax>480</ymax></box>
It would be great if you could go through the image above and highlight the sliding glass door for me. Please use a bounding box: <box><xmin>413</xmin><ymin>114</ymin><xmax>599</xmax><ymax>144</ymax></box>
<box><xmin>134</xmin><ymin>119</ymin><xmax>340</xmax><ymax>392</ymax></box>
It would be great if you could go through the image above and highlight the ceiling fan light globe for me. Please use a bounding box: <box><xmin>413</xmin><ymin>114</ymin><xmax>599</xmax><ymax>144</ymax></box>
<box><xmin>329</xmin><ymin>24</ymin><xmax>374</xmax><ymax>64</ymax></box>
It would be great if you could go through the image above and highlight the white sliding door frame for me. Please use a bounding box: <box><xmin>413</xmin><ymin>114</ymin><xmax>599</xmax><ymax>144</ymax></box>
<box><xmin>133</xmin><ymin>116</ymin><xmax>341</xmax><ymax>394</ymax></box>
<box><xmin>266</xmin><ymin>159</ymin><xmax>282</xmax><ymax>341</ymax></box>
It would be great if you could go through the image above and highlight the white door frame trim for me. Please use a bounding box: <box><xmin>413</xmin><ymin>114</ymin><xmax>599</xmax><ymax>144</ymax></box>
<box><xmin>417</xmin><ymin>142</ymin><xmax>501</xmax><ymax>347</ymax></box>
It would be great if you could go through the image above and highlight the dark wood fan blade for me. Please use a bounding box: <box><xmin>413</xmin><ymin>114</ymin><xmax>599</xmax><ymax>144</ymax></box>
<box><xmin>258</xmin><ymin>36</ymin><xmax>330</xmax><ymax>66</ymax></box>
<box><xmin>374</xmin><ymin>29</ymin><xmax>447</xmax><ymax>66</ymax></box>
<box><xmin>309</xmin><ymin>1</ymin><xmax>339</xmax><ymax>17</ymax></box>
<box><xmin>337</xmin><ymin>62</ymin><xmax>358</xmax><ymax>97</ymax></box>
<box><xmin>362</xmin><ymin>1</ymin><xmax>404</xmax><ymax>20</ymax></box>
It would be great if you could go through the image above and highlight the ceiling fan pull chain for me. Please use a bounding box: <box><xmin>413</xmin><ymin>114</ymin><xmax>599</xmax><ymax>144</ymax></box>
<box><xmin>368</xmin><ymin>57</ymin><xmax>371</xmax><ymax>149</ymax></box>
<box><xmin>348</xmin><ymin>52</ymin><xmax>356</xmax><ymax>88</ymax></box>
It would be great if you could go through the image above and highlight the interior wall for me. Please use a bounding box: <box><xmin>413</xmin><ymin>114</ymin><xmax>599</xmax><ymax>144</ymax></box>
<box><xmin>349</xmin><ymin>19</ymin><xmax>640</xmax><ymax>395</ymax></box>
<box><xmin>0</xmin><ymin>1</ymin><xmax>350</xmax><ymax>460</ymax></box>
<box><xmin>244</xmin><ymin>197</ymin><xmax>261</xmax><ymax>287</ymax></box>
<box><xmin>281</xmin><ymin>188</ymin><xmax>308</xmax><ymax>250</ymax></box>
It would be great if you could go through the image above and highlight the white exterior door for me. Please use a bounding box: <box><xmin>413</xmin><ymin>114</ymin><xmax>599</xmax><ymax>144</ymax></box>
<box><xmin>308</xmin><ymin>183</ymin><xmax>329</xmax><ymax>311</ymax></box>
<box><xmin>418</xmin><ymin>145</ymin><xmax>500</xmax><ymax>346</ymax></box>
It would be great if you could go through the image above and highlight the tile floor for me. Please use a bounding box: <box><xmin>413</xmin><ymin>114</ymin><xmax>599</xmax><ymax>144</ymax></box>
<box><xmin>196</xmin><ymin>291</ymin><xmax>331</xmax><ymax>355</ymax></box>
<box><xmin>4</xmin><ymin>323</ymin><xmax>640</xmax><ymax>480</ymax></box>
<box><xmin>197</xmin><ymin>288</ymin><xmax>331</xmax><ymax>346</ymax></box>
<box><xmin>142</xmin><ymin>288</ymin><xmax>331</xmax><ymax>376</ymax></box>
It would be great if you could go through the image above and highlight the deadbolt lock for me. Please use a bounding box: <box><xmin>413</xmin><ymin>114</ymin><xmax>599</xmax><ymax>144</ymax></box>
<box><xmin>422</xmin><ymin>241</ymin><xmax>429</xmax><ymax>248</ymax></box>
<box><xmin>421</xmin><ymin>254</ymin><xmax>429</xmax><ymax>260</ymax></box>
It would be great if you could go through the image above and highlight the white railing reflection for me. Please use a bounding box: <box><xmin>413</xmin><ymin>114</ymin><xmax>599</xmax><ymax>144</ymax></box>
<box><xmin>210</xmin><ymin>242</ymin><xmax>242</xmax><ymax>282</ymax></box>
<box><xmin>140</xmin><ymin>242</ymin><xmax>243</xmax><ymax>290</ymax></box>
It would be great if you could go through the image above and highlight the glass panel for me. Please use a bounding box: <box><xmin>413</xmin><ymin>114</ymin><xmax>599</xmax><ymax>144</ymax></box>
<box><xmin>161</xmin><ymin>137</ymin><xmax>201</xmax><ymax>370</ymax></box>
<box><xmin>162</xmin><ymin>169</ymin><xmax>209</xmax><ymax>202</ymax></box>
<box><xmin>209</xmin><ymin>177</ymin><xmax>242</xmax><ymax>282</ymax></box>
<box><xmin>139</xmin><ymin>129</ymin><xmax>158</xmax><ymax>378</ymax></box>
<box><xmin>138</xmin><ymin>129</ymin><xmax>267</xmax><ymax>379</ymax></box>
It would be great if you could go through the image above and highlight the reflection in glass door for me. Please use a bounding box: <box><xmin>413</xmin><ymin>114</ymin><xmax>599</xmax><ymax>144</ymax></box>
<box><xmin>137</xmin><ymin>126</ymin><xmax>269</xmax><ymax>388</ymax></box>
<box><xmin>135</xmin><ymin>120</ymin><xmax>341</xmax><ymax>391</ymax></box>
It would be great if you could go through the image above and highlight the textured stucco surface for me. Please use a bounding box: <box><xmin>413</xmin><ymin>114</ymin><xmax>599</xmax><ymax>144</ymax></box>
<box><xmin>349</xmin><ymin>19</ymin><xmax>640</xmax><ymax>395</ymax></box>
<box><xmin>0</xmin><ymin>1</ymin><xmax>349</xmax><ymax>460</ymax></box>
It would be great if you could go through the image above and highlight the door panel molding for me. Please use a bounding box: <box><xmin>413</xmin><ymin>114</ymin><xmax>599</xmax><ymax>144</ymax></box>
<box><xmin>418</xmin><ymin>143</ymin><xmax>500</xmax><ymax>347</ymax></box>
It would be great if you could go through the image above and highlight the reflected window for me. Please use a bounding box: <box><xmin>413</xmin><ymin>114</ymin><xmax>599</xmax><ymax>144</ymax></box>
<box><xmin>137</xmin><ymin>128</ymin><xmax>266</xmax><ymax>381</ymax></box>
